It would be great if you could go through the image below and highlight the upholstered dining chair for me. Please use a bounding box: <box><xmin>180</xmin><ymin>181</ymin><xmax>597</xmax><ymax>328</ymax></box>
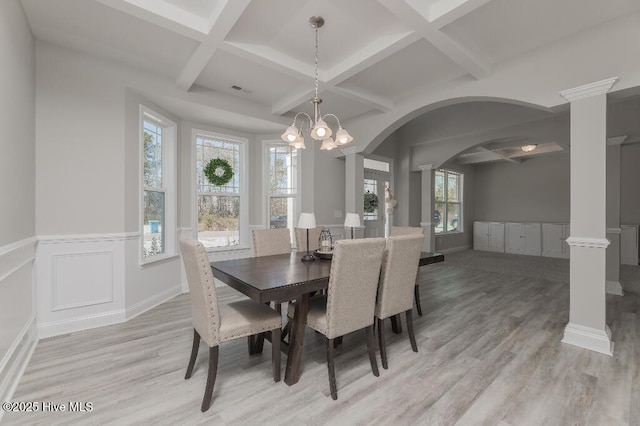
<box><xmin>375</xmin><ymin>234</ymin><xmax>425</xmax><ymax>369</ymax></box>
<box><xmin>179</xmin><ymin>238</ymin><xmax>282</xmax><ymax>412</ymax></box>
<box><xmin>390</xmin><ymin>226</ymin><xmax>426</xmax><ymax>316</ymax></box>
<box><xmin>288</xmin><ymin>237</ymin><xmax>386</xmax><ymax>400</ymax></box>
<box><xmin>295</xmin><ymin>226</ymin><xmax>323</xmax><ymax>252</ymax></box>
<box><xmin>252</xmin><ymin>228</ymin><xmax>292</xmax><ymax>257</ymax></box>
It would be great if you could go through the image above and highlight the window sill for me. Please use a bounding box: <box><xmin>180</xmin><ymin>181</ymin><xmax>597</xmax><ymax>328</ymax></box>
<box><xmin>140</xmin><ymin>253</ymin><xmax>179</xmax><ymax>267</ymax></box>
<box><xmin>435</xmin><ymin>231</ymin><xmax>463</xmax><ymax>236</ymax></box>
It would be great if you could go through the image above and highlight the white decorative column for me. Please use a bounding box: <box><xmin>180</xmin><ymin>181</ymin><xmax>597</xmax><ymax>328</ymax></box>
<box><xmin>343</xmin><ymin>146</ymin><xmax>364</xmax><ymax>220</ymax></box>
<box><xmin>559</xmin><ymin>77</ymin><xmax>617</xmax><ymax>355</ymax></box>
<box><xmin>606</xmin><ymin>136</ymin><xmax>627</xmax><ymax>296</ymax></box>
<box><xmin>419</xmin><ymin>164</ymin><xmax>436</xmax><ymax>252</ymax></box>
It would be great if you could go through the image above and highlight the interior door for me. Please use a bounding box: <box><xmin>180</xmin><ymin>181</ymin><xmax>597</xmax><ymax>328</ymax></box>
<box><xmin>364</xmin><ymin>170</ymin><xmax>388</xmax><ymax>238</ymax></box>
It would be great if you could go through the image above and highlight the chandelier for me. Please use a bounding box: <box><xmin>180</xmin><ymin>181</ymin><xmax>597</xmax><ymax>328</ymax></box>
<box><xmin>521</xmin><ymin>144</ymin><xmax>538</xmax><ymax>152</ymax></box>
<box><xmin>280</xmin><ymin>16</ymin><xmax>353</xmax><ymax>151</ymax></box>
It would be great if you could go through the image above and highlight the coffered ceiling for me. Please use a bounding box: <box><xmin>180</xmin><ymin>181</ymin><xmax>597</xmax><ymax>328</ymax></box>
<box><xmin>19</xmin><ymin>0</ymin><xmax>640</xmax><ymax>136</ymax></box>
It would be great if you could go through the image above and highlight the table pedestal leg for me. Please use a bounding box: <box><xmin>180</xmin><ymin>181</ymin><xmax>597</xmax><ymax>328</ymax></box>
<box><xmin>285</xmin><ymin>292</ymin><xmax>311</xmax><ymax>385</ymax></box>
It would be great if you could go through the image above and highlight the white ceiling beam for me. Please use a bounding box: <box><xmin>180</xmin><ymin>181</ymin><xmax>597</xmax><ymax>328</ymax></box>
<box><xmin>220</xmin><ymin>41</ymin><xmax>315</xmax><ymax>83</ymax></box>
<box><xmin>176</xmin><ymin>0</ymin><xmax>252</xmax><ymax>91</ymax></box>
<box><xmin>477</xmin><ymin>146</ymin><xmax>521</xmax><ymax>163</ymax></box>
<box><xmin>457</xmin><ymin>150</ymin><xmax>502</xmax><ymax>165</ymax></box>
<box><xmin>325</xmin><ymin>31</ymin><xmax>422</xmax><ymax>85</ymax></box>
<box><xmin>377</xmin><ymin>0</ymin><xmax>490</xmax><ymax>79</ymax></box>
<box><xmin>96</xmin><ymin>0</ymin><xmax>208</xmax><ymax>40</ymax></box>
<box><xmin>428</xmin><ymin>0</ymin><xmax>494</xmax><ymax>29</ymax></box>
<box><xmin>329</xmin><ymin>86</ymin><xmax>394</xmax><ymax>112</ymax></box>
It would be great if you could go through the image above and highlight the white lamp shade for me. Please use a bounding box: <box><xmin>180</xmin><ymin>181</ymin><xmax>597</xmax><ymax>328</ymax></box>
<box><xmin>298</xmin><ymin>212</ymin><xmax>317</xmax><ymax>229</ymax></box>
<box><xmin>320</xmin><ymin>137</ymin><xmax>337</xmax><ymax>150</ymax></box>
<box><xmin>344</xmin><ymin>213</ymin><xmax>361</xmax><ymax>228</ymax></box>
<box><xmin>281</xmin><ymin>125</ymin><xmax>299</xmax><ymax>143</ymax></box>
<box><xmin>310</xmin><ymin>119</ymin><xmax>332</xmax><ymax>140</ymax></box>
<box><xmin>335</xmin><ymin>128</ymin><xmax>353</xmax><ymax>144</ymax></box>
<box><xmin>289</xmin><ymin>134</ymin><xmax>306</xmax><ymax>149</ymax></box>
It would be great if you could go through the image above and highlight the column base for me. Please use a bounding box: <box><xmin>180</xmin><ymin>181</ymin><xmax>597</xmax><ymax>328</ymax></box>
<box><xmin>606</xmin><ymin>281</ymin><xmax>624</xmax><ymax>296</ymax></box>
<box><xmin>561</xmin><ymin>323</ymin><xmax>613</xmax><ymax>355</ymax></box>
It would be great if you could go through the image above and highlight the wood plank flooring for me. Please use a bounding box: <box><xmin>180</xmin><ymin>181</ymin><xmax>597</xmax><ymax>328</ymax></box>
<box><xmin>4</xmin><ymin>250</ymin><xmax>640</xmax><ymax>425</ymax></box>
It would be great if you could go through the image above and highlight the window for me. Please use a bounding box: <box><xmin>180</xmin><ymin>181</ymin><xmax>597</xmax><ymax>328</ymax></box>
<box><xmin>141</xmin><ymin>107</ymin><xmax>176</xmax><ymax>262</ymax></box>
<box><xmin>195</xmin><ymin>130</ymin><xmax>247</xmax><ymax>249</ymax></box>
<box><xmin>265</xmin><ymin>142</ymin><xmax>299</xmax><ymax>240</ymax></box>
<box><xmin>364</xmin><ymin>178</ymin><xmax>379</xmax><ymax>221</ymax></box>
<box><xmin>434</xmin><ymin>169</ymin><xmax>463</xmax><ymax>234</ymax></box>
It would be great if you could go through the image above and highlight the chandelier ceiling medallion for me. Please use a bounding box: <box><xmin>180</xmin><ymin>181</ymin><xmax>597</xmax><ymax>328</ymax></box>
<box><xmin>280</xmin><ymin>16</ymin><xmax>353</xmax><ymax>151</ymax></box>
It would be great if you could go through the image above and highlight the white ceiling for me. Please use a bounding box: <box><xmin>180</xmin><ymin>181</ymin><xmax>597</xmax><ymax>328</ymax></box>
<box><xmin>19</xmin><ymin>0</ymin><xmax>640</xmax><ymax>138</ymax></box>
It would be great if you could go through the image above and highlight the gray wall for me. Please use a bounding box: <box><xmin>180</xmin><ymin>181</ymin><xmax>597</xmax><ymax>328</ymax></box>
<box><xmin>474</xmin><ymin>154</ymin><xmax>571</xmax><ymax>223</ymax></box>
<box><xmin>0</xmin><ymin>0</ymin><xmax>36</xmax><ymax>404</ymax></box>
<box><xmin>621</xmin><ymin>144</ymin><xmax>640</xmax><ymax>224</ymax></box>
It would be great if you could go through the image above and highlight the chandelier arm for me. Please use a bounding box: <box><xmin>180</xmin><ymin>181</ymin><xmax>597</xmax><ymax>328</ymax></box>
<box><xmin>320</xmin><ymin>113</ymin><xmax>342</xmax><ymax>129</ymax></box>
<box><xmin>293</xmin><ymin>112</ymin><xmax>313</xmax><ymax>132</ymax></box>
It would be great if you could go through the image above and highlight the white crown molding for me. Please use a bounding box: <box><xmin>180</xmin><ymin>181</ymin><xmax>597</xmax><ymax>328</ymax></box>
<box><xmin>607</xmin><ymin>136</ymin><xmax>628</xmax><ymax>146</ymax></box>
<box><xmin>38</xmin><ymin>232</ymin><xmax>141</xmax><ymax>244</ymax></box>
<box><xmin>606</xmin><ymin>281</ymin><xmax>624</xmax><ymax>296</ymax></box>
<box><xmin>565</xmin><ymin>236</ymin><xmax>610</xmax><ymax>248</ymax></box>
<box><xmin>606</xmin><ymin>227</ymin><xmax>622</xmax><ymax>234</ymax></box>
<box><xmin>559</xmin><ymin>77</ymin><xmax>618</xmax><ymax>102</ymax></box>
<box><xmin>418</xmin><ymin>164</ymin><xmax>435</xmax><ymax>171</ymax></box>
<box><xmin>562</xmin><ymin>323</ymin><xmax>613</xmax><ymax>355</ymax></box>
<box><xmin>341</xmin><ymin>146</ymin><xmax>361</xmax><ymax>156</ymax></box>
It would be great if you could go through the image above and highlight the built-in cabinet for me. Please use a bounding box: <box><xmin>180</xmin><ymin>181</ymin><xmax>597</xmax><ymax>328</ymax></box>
<box><xmin>473</xmin><ymin>222</ymin><xmax>505</xmax><ymax>252</ymax></box>
<box><xmin>541</xmin><ymin>223</ymin><xmax>570</xmax><ymax>259</ymax></box>
<box><xmin>621</xmin><ymin>225</ymin><xmax>639</xmax><ymax>265</ymax></box>
<box><xmin>505</xmin><ymin>222</ymin><xmax>542</xmax><ymax>256</ymax></box>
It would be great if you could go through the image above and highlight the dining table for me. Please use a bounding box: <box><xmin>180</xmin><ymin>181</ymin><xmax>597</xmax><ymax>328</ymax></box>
<box><xmin>210</xmin><ymin>251</ymin><xmax>444</xmax><ymax>386</ymax></box>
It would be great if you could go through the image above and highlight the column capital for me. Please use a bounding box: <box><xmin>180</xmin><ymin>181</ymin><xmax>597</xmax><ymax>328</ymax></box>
<box><xmin>559</xmin><ymin>77</ymin><xmax>618</xmax><ymax>102</ymax></box>
<box><xmin>418</xmin><ymin>164</ymin><xmax>435</xmax><ymax>171</ymax></box>
<box><xmin>341</xmin><ymin>146</ymin><xmax>361</xmax><ymax>156</ymax></box>
<box><xmin>607</xmin><ymin>135</ymin><xmax>628</xmax><ymax>146</ymax></box>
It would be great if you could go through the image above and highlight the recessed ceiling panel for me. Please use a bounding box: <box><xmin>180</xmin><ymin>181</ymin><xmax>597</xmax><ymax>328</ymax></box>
<box><xmin>195</xmin><ymin>50</ymin><xmax>310</xmax><ymax>106</ymax></box>
<box><xmin>340</xmin><ymin>39</ymin><xmax>466</xmax><ymax>101</ymax></box>
<box><xmin>441</xmin><ymin>0</ymin><xmax>640</xmax><ymax>65</ymax></box>
<box><xmin>161</xmin><ymin>0</ymin><xmax>217</xmax><ymax>18</ymax></box>
<box><xmin>21</xmin><ymin>0</ymin><xmax>197</xmax><ymax>78</ymax></box>
<box><xmin>288</xmin><ymin>90</ymin><xmax>374</xmax><ymax>123</ymax></box>
<box><xmin>227</xmin><ymin>0</ymin><xmax>409</xmax><ymax>70</ymax></box>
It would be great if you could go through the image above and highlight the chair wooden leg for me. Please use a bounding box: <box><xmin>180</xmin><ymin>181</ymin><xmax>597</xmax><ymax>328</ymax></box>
<box><xmin>365</xmin><ymin>326</ymin><xmax>379</xmax><ymax>377</ymax></box>
<box><xmin>275</xmin><ymin>303</ymin><xmax>282</xmax><ymax>314</ymax></box>
<box><xmin>406</xmin><ymin>309</ymin><xmax>418</xmax><ymax>353</ymax></box>
<box><xmin>282</xmin><ymin>321</ymin><xmax>291</xmax><ymax>342</ymax></box>
<box><xmin>333</xmin><ymin>336</ymin><xmax>343</xmax><ymax>348</ymax></box>
<box><xmin>414</xmin><ymin>283</ymin><xmax>423</xmax><ymax>316</ymax></box>
<box><xmin>327</xmin><ymin>338</ymin><xmax>338</xmax><ymax>400</ymax></box>
<box><xmin>201</xmin><ymin>346</ymin><xmax>219</xmax><ymax>412</ymax></box>
<box><xmin>391</xmin><ymin>314</ymin><xmax>402</xmax><ymax>334</ymax></box>
<box><xmin>247</xmin><ymin>335</ymin><xmax>256</xmax><ymax>355</ymax></box>
<box><xmin>185</xmin><ymin>329</ymin><xmax>200</xmax><ymax>380</ymax></box>
<box><xmin>272</xmin><ymin>328</ymin><xmax>281</xmax><ymax>382</ymax></box>
<box><xmin>377</xmin><ymin>318</ymin><xmax>388</xmax><ymax>370</ymax></box>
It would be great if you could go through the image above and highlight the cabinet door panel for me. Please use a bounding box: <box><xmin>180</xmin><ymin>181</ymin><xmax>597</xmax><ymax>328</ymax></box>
<box><xmin>542</xmin><ymin>224</ymin><xmax>564</xmax><ymax>257</ymax></box>
<box><xmin>505</xmin><ymin>223</ymin><xmax>522</xmax><ymax>254</ymax></box>
<box><xmin>473</xmin><ymin>222</ymin><xmax>489</xmax><ymax>250</ymax></box>
<box><xmin>488</xmin><ymin>223</ymin><xmax>505</xmax><ymax>252</ymax></box>
<box><xmin>522</xmin><ymin>223</ymin><xmax>541</xmax><ymax>256</ymax></box>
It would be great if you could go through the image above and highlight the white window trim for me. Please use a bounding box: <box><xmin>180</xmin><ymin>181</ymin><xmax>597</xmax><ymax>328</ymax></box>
<box><xmin>262</xmin><ymin>140</ymin><xmax>301</xmax><ymax>247</ymax></box>
<box><xmin>435</xmin><ymin>169</ymin><xmax>464</xmax><ymax>235</ymax></box>
<box><xmin>139</xmin><ymin>105</ymin><xmax>177</xmax><ymax>265</ymax></box>
<box><xmin>193</xmin><ymin>128</ymin><xmax>249</xmax><ymax>253</ymax></box>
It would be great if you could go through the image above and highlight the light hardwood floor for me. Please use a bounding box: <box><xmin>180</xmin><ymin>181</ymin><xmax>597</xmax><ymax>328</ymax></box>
<box><xmin>4</xmin><ymin>250</ymin><xmax>640</xmax><ymax>425</ymax></box>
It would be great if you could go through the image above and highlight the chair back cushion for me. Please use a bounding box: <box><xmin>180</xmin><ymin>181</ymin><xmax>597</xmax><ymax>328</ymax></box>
<box><xmin>325</xmin><ymin>238</ymin><xmax>386</xmax><ymax>338</ymax></box>
<box><xmin>252</xmin><ymin>228</ymin><xmax>292</xmax><ymax>257</ymax></box>
<box><xmin>376</xmin><ymin>234</ymin><xmax>424</xmax><ymax>319</ymax></box>
<box><xmin>179</xmin><ymin>238</ymin><xmax>220</xmax><ymax>346</ymax></box>
<box><xmin>390</xmin><ymin>226</ymin><xmax>425</xmax><ymax>236</ymax></box>
<box><xmin>295</xmin><ymin>227</ymin><xmax>323</xmax><ymax>252</ymax></box>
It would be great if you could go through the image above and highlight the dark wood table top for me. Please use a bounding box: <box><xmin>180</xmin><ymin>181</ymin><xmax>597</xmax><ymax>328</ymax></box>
<box><xmin>210</xmin><ymin>251</ymin><xmax>444</xmax><ymax>303</ymax></box>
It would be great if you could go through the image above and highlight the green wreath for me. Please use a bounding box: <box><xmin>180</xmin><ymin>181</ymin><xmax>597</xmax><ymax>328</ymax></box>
<box><xmin>204</xmin><ymin>158</ymin><xmax>234</xmax><ymax>186</ymax></box>
<box><xmin>364</xmin><ymin>191</ymin><xmax>379</xmax><ymax>213</ymax></box>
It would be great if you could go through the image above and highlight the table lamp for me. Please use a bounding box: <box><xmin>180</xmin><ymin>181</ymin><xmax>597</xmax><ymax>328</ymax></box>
<box><xmin>298</xmin><ymin>212</ymin><xmax>317</xmax><ymax>261</ymax></box>
<box><xmin>344</xmin><ymin>213</ymin><xmax>361</xmax><ymax>239</ymax></box>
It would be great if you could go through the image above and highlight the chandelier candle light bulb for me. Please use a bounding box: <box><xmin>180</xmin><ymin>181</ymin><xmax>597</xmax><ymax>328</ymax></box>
<box><xmin>280</xmin><ymin>16</ymin><xmax>353</xmax><ymax>151</ymax></box>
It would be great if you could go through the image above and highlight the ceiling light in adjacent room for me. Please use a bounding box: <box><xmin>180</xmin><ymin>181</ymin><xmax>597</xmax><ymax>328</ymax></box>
<box><xmin>521</xmin><ymin>144</ymin><xmax>538</xmax><ymax>152</ymax></box>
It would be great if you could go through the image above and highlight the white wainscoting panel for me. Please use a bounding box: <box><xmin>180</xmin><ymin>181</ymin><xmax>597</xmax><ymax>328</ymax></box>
<box><xmin>37</xmin><ymin>234</ymin><xmax>130</xmax><ymax>338</ymax></box>
<box><xmin>52</xmin><ymin>251</ymin><xmax>113</xmax><ymax>311</ymax></box>
<box><xmin>0</xmin><ymin>237</ymin><xmax>38</xmax><ymax>421</ymax></box>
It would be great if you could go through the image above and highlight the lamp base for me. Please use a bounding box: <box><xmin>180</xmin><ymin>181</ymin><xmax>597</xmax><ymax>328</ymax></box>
<box><xmin>301</xmin><ymin>252</ymin><xmax>316</xmax><ymax>262</ymax></box>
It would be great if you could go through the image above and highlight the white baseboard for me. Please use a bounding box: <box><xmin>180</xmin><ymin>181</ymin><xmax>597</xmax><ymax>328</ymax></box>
<box><xmin>562</xmin><ymin>323</ymin><xmax>613</xmax><ymax>355</ymax></box>
<box><xmin>0</xmin><ymin>317</ymin><xmax>38</xmax><ymax>422</ymax></box>
<box><xmin>606</xmin><ymin>281</ymin><xmax>624</xmax><ymax>296</ymax></box>
<box><xmin>439</xmin><ymin>245</ymin><xmax>471</xmax><ymax>254</ymax></box>
<box><xmin>38</xmin><ymin>309</ymin><xmax>126</xmax><ymax>339</ymax></box>
<box><xmin>126</xmin><ymin>285</ymin><xmax>181</xmax><ymax>320</ymax></box>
